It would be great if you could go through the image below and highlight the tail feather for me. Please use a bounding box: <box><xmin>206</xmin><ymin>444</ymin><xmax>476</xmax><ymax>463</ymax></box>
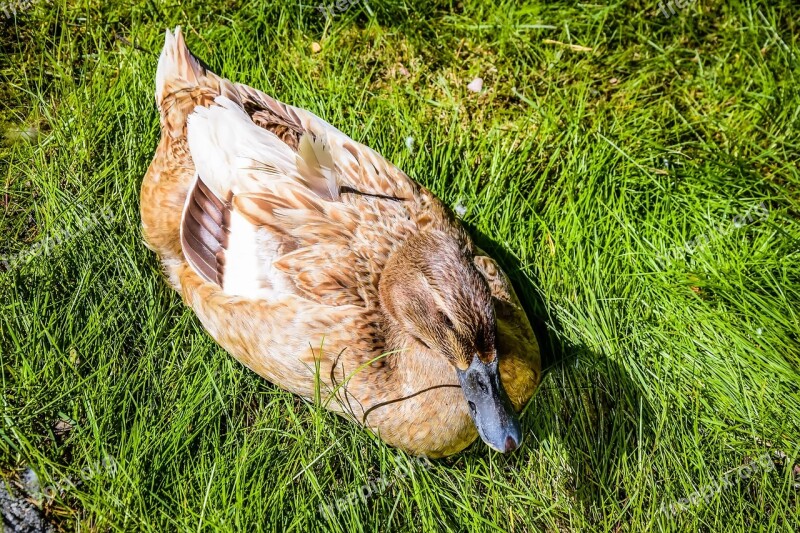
<box><xmin>155</xmin><ymin>27</ymin><xmax>236</xmax><ymax>137</ymax></box>
<box><xmin>155</xmin><ymin>26</ymin><xmax>210</xmax><ymax>107</ymax></box>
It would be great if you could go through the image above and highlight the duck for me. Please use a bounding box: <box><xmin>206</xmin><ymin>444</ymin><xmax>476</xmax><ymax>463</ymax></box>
<box><xmin>140</xmin><ymin>28</ymin><xmax>541</xmax><ymax>458</ymax></box>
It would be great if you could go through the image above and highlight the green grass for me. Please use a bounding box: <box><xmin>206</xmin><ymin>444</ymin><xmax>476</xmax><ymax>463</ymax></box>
<box><xmin>1</xmin><ymin>0</ymin><xmax>799</xmax><ymax>530</ymax></box>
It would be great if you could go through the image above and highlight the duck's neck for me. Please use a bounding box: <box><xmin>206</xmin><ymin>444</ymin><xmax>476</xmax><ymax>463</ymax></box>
<box><xmin>341</xmin><ymin>326</ymin><xmax>475</xmax><ymax>458</ymax></box>
<box><xmin>383</xmin><ymin>329</ymin><xmax>456</xmax><ymax>389</ymax></box>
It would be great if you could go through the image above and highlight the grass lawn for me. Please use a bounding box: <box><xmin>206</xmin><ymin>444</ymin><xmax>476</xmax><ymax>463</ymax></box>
<box><xmin>1</xmin><ymin>0</ymin><xmax>799</xmax><ymax>530</ymax></box>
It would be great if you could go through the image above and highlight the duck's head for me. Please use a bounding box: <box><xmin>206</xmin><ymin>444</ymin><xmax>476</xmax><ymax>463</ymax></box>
<box><xmin>379</xmin><ymin>231</ymin><xmax>521</xmax><ymax>453</ymax></box>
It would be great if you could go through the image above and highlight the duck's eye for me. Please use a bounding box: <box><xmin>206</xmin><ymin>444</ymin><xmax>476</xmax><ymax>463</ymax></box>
<box><xmin>438</xmin><ymin>311</ymin><xmax>454</xmax><ymax>330</ymax></box>
<box><xmin>468</xmin><ymin>401</ymin><xmax>477</xmax><ymax>414</ymax></box>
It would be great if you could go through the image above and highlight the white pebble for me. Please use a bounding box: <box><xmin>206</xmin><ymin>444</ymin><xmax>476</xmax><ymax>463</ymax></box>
<box><xmin>454</xmin><ymin>199</ymin><xmax>467</xmax><ymax>217</ymax></box>
<box><xmin>467</xmin><ymin>77</ymin><xmax>483</xmax><ymax>93</ymax></box>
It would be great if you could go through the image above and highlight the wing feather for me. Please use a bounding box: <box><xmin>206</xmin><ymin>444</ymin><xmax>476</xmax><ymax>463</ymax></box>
<box><xmin>183</xmin><ymin>86</ymin><xmax>454</xmax><ymax>307</ymax></box>
<box><xmin>180</xmin><ymin>175</ymin><xmax>229</xmax><ymax>286</ymax></box>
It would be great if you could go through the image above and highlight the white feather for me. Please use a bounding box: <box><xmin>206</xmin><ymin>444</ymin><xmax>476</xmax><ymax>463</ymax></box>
<box><xmin>186</xmin><ymin>96</ymin><xmax>298</xmax><ymax>199</ymax></box>
<box><xmin>154</xmin><ymin>29</ymin><xmax>177</xmax><ymax>107</ymax></box>
<box><xmin>222</xmin><ymin>210</ymin><xmax>263</xmax><ymax>296</ymax></box>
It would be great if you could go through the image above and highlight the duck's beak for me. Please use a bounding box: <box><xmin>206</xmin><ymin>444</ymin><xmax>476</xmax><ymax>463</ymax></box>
<box><xmin>456</xmin><ymin>353</ymin><xmax>521</xmax><ymax>453</ymax></box>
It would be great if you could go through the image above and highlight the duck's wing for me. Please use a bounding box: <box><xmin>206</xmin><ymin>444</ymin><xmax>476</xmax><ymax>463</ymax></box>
<box><xmin>180</xmin><ymin>94</ymin><xmax>424</xmax><ymax>308</ymax></box>
<box><xmin>232</xmin><ymin>82</ymin><xmax>422</xmax><ymax>203</ymax></box>
<box><xmin>154</xmin><ymin>27</ymin><xmax>465</xmax><ymax>308</ymax></box>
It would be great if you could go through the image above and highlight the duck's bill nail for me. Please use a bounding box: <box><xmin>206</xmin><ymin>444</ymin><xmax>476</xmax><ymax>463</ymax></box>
<box><xmin>456</xmin><ymin>354</ymin><xmax>521</xmax><ymax>453</ymax></box>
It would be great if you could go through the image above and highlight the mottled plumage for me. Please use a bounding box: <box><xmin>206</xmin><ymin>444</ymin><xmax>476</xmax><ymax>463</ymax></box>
<box><xmin>140</xmin><ymin>28</ymin><xmax>540</xmax><ymax>457</ymax></box>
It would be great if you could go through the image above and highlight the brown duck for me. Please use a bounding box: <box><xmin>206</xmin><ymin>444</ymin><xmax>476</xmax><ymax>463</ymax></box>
<box><xmin>140</xmin><ymin>28</ymin><xmax>541</xmax><ymax>458</ymax></box>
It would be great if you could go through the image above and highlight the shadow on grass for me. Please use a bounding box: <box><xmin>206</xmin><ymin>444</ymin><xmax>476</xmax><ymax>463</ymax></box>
<box><xmin>467</xmin><ymin>224</ymin><xmax>658</xmax><ymax>520</ymax></box>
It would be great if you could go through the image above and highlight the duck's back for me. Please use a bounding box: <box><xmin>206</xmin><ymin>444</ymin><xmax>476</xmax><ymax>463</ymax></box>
<box><xmin>145</xmin><ymin>28</ymin><xmax>468</xmax><ymax>309</ymax></box>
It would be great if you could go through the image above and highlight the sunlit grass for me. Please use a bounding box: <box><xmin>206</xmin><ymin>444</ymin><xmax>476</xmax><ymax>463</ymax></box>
<box><xmin>1</xmin><ymin>0</ymin><xmax>799</xmax><ymax>530</ymax></box>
